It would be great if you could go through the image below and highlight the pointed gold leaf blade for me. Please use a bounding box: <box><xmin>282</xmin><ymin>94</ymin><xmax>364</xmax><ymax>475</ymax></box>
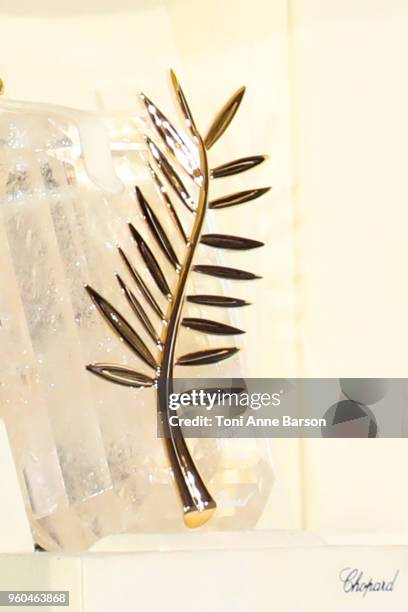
<box><xmin>118</xmin><ymin>247</ymin><xmax>166</xmax><ymax>321</ymax></box>
<box><xmin>85</xmin><ymin>285</ymin><xmax>158</xmax><ymax>370</ymax></box>
<box><xmin>201</xmin><ymin>234</ymin><xmax>264</xmax><ymax>250</ymax></box>
<box><xmin>212</xmin><ymin>155</ymin><xmax>267</xmax><ymax>178</ymax></box>
<box><xmin>182</xmin><ymin>317</ymin><xmax>245</xmax><ymax>335</ymax></box>
<box><xmin>186</xmin><ymin>294</ymin><xmax>251</xmax><ymax>308</ymax></box>
<box><xmin>128</xmin><ymin>223</ymin><xmax>172</xmax><ymax>298</ymax></box>
<box><xmin>147</xmin><ymin>163</ymin><xmax>188</xmax><ymax>243</ymax></box>
<box><xmin>146</xmin><ymin>136</ymin><xmax>196</xmax><ymax>212</ymax></box>
<box><xmin>136</xmin><ymin>187</ymin><xmax>180</xmax><ymax>270</ymax></box>
<box><xmin>86</xmin><ymin>363</ymin><xmax>155</xmax><ymax>388</ymax></box>
<box><xmin>116</xmin><ymin>274</ymin><xmax>160</xmax><ymax>345</ymax></box>
<box><xmin>204</xmin><ymin>86</ymin><xmax>246</xmax><ymax>150</ymax></box>
<box><xmin>210</xmin><ymin>187</ymin><xmax>271</xmax><ymax>210</ymax></box>
<box><xmin>140</xmin><ymin>93</ymin><xmax>202</xmax><ymax>183</ymax></box>
<box><xmin>194</xmin><ymin>265</ymin><xmax>261</xmax><ymax>281</ymax></box>
<box><xmin>177</xmin><ymin>347</ymin><xmax>240</xmax><ymax>366</ymax></box>
<box><xmin>170</xmin><ymin>69</ymin><xmax>197</xmax><ymax>136</ymax></box>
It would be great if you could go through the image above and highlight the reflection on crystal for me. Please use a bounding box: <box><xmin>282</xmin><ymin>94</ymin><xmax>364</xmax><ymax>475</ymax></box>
<box><xmin>0</xmin><ymin>107</ymin><xmax>274</xmax><ymax>551</ymax></box>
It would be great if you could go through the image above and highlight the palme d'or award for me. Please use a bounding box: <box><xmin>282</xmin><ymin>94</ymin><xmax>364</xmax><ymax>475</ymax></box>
<box><xmin>0</xmin><ymin>71</ymin><xmax>272</xmax><ymax>550</ymax></box>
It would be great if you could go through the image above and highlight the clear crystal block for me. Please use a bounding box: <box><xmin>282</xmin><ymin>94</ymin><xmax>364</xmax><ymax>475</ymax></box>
<box><xmin>0</xmin><ymin>103</ymin><xmax>274</xmax><ymax>550</ymax></box>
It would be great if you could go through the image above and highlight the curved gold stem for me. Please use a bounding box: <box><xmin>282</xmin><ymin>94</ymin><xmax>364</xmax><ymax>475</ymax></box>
<box><xmin>157</xmin><ymin>128</ymin><xmax>216</xmax><ymax>527</ymax></box>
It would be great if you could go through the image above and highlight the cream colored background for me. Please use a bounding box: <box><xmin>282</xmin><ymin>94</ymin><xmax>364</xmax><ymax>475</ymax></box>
<box><xmin>290</xmin><ymin>0</ymin><xmax>408</xmax><ymax>535</ymax></box>
<box><xmin>1</xmin><ymin>0</ymin><xmax>408</xmax><ymax>551</ymax></box>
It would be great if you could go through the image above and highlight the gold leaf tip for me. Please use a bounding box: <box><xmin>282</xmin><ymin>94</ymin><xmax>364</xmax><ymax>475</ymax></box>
<box><xmin>204</xmin><ymin>85</ymin><xmax>247</xmax><ymax>150</ymax></box>
<box><xmin>0</xmin><ymin>79</ymin><xmax>4</xmax><ymax>96</ymax></box>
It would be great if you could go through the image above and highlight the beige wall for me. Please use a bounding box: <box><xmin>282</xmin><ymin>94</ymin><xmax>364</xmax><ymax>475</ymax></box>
<box><xmin>290</xmin><ymin>0</ymin><xmax>408</xmax><ymax>377</ymax></box>
<box><xmin>290</xmin><ymin>0</ymin><xmax>408</xmax><ymax>533</ymax></box>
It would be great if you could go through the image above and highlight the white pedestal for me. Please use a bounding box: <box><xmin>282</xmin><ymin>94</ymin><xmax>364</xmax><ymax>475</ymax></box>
<box><xmin>0</xmin><ymin>535</ymin><xmax>405</xmax><ymax>612</ymax></box>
